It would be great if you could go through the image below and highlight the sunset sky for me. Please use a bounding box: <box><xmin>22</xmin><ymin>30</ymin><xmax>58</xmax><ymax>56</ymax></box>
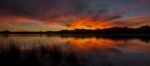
<box><xmin>0</xmin><ymin>0</ymin><xmax>150</xmax><ymax>31</ymax></box>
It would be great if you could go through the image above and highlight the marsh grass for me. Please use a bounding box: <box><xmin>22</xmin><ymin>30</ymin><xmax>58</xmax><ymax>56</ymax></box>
<box><xmin>0</xmin><ymin>41</ymin><xmax>82</xmax><ymax>66</ymax></box>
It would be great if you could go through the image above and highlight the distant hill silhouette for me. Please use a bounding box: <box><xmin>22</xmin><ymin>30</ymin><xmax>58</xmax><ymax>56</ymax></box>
<box><xmin>51</xmin><ymin>25</ymin><xmax>150</xmax><ymax>34</ymax></box>
<box><xmin>0</xmin><ymin>25</ymin><xmax>150</xmax><ymax>34</ymax></box>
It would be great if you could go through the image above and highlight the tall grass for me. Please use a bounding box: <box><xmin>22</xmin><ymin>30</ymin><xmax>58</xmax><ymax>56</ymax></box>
<box><xmin>0</xmin><ymin>42</ymin><xmax>82</xmax><ymax>66</ymax></box>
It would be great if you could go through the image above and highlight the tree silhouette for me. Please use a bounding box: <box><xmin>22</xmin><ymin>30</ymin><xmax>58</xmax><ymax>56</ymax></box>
<box><xmin>0</xmin><ymin>25</ymin><xmax>150</xmax><ymax>34</ymax></box>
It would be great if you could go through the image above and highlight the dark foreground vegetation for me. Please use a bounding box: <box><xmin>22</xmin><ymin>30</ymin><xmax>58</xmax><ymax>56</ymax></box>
<box><xmin>0</xmin><ymin>25</ymin><xmax>150</xmax><ymax>34</ymax></box>
<box><xmin>0</xmin><ymin>45</ymin><xmax>82</xmax><ymax>66</ymax></box>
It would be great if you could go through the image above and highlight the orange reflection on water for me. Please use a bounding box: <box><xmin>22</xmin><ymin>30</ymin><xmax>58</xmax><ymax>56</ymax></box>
<box><xmin>66</xmin><ymin>37</ymin><xmax>120</xmax><ymax>52</ymax></box>
<box><xmin>0</xmin><ymin>35</ymin><xmax>150</xmax><ymax>54</ymax></box>
<box><xmin>59</xmin><ymin>37</ymin><xmax>150</xmax><ymax>53</ymax></box>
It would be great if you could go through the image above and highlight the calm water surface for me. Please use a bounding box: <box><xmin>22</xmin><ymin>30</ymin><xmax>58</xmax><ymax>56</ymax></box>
<box><xmin>0</xmin><ymin>34</ymin><xmax>150</xmax><ymax>66</ymax></box>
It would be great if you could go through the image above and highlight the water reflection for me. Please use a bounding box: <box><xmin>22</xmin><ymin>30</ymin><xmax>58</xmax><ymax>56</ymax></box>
<box><xmin>0</xmin><ymin>34</ymin><xmax>150</xmax><ymax>66</ymax></box>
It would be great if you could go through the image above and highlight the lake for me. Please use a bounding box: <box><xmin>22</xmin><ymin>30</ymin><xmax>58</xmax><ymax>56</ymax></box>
<box><xmin>0</xmin><ymin>34</ymin><xmax>150</xmax><ymax>66</ymax></box>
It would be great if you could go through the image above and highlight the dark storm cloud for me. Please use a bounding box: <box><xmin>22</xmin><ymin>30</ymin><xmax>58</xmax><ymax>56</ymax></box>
<box><xmin>0</xmin><ymin>0</ymin><xmax>122</xmax><ymax>22</ymax></box>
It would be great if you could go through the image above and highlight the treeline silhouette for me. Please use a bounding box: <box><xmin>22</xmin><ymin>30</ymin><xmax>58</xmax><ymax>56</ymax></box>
<box><xmin>55</xmin><ymin>25</ymin><xmax>150</xmax><ymax>34</ymax></box>
<box><xmin>0</xmin><ymin>25</ymin><xmax>150</xmax><ymax>34</ymax></box>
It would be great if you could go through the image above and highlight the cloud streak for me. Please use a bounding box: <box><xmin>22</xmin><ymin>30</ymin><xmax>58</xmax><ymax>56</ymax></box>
<box><xmin>0</xmin><ymin>0</ymin><xmax>149</xmax><ymax>31</ymax></box>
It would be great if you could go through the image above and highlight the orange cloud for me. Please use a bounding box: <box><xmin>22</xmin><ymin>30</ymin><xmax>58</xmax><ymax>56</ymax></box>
<box><xmin>0</xmin><ymin>13</ymin><xmax>149</xmax><ymax>31</ymax></box>
<box><xmin>111</xmin><ymin>15</ymin><xmax>150</xmax><ymax>27</ymax></box>
<box><xmin>66</xmin><ymin>16</ymin><xmax>120</xmax><ymax>30</ymax></box>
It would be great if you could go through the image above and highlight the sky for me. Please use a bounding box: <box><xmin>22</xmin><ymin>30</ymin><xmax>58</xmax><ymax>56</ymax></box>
<box><xmin>0</xmin><ymin>0</ymin><xmax>150</xmax><ymax>31</ymax></box>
